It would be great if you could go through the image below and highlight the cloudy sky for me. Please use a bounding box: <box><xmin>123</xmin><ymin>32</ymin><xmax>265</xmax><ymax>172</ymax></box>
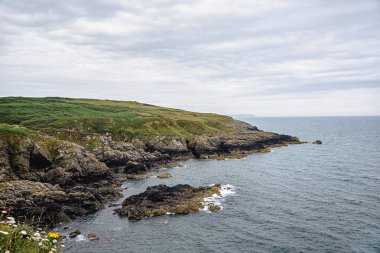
<box><xmin>1</xmin><ymin>0</ymin><xmax>379</xmax><ymax>116</ymax></box>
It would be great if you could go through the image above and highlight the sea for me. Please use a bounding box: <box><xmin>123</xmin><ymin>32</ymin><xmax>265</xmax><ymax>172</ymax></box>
<box><xmin>58</xmin><ymin>116</ymin><xmax>380</xmax><ymax>253</ymax></box>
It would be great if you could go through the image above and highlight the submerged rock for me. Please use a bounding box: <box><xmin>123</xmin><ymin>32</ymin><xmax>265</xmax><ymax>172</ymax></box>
<box><xmin>208</xmin><ymin>203</ymin><xmax>221</xmax><ymax>212</ymax></box>
<box><xmin>157</xmin><ymin>173</ymin><xmax>172</xmax><ymax>179</ymax></box>
<box><xmin>313</xmin><ymin>140</ymin><xmax>322</xmax><ymax>144</ymax></box>
<box><xmin>115</xmin><ymin>184</ymin><xmax>221</xmax><ymax>220</ymax></box>
<box><xmin>69</xmin><ymin>229</ymin><xmax>81</xmax><ymax>239</ymax></box>
<box><xmin>126</xmin><ymin>173</ymin><xmax>151</xmax><ymax>180</ymax></box>
<box><xmin>87</xmin><ymin>233</ymin><xmax>99</xmax><ymax>241</ymax></box>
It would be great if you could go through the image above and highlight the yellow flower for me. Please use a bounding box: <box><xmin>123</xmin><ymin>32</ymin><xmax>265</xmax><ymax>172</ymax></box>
<box><xmin>47</xmin><ymin>232</ymin><xmax>59</xmax><ymax>239</ymax></box>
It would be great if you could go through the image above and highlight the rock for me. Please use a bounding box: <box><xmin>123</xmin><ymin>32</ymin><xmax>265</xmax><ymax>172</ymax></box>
<box><xmin>208</xmin><ymin>204</ymin><xmax>221</xmax><ymax>212</ymax></box>
<box><xmin>69</xmin><ymin>229</ymin><xmax>81</xmax><ymax>238</ymax></box>
<box><xmin>94</xmin><ymin>137</ymin><xmax>174</xmax><ymax>170</ymax></box>
<box><xmin>157</xmin><ymin>173</ymin><xmax>172</xmax><ymax>179</ymax></box>
<box><xmin>0</xmin><ymin>135</ymin><xmax>122</xmax><ymax>226</ymax></box>
<box><xmin>313</xmin><ymin>140</ymin><xmax>322</xmax><ymax>144</ymax></box>
<box><xmin>126</xmin><ymin>173</ymin><xmax>151</xmax><ymax>180</ymax></box>
<box><xmin>108</xmin><ymin>203</ymin><xmax>121</xmax><ymax>207</ymax></box>
<box><xmin>212</xmin><ymin>154</ymin><xmax>246</xmax><ymax>160</ymax></box>
<box><xmin>124</xmin><ymin>161</ymin><xmax>147</xmax><ymax>174</ymax></box>
<box><xmin>145</xmin><ymin>136</ymin><xmax>191</xmax><ymax>158</ymax></box>
<box><xmin>87</xmin><ymin>233</ymin><xmax>99</xmax><ymax>241</ymax></box>
<box><xmin>115</xmin><ymin>184</ymin><xmax>221</xmax><ymax>220</ymax></box>
<box><xmin>0</xmin><ymin>180</ymin><xmax>69</xmax><ymax>225</ymax></box>
<box><xmin>186</xmin><ymin>120</ymin><xmax>302</xmax><ymax>157</ymax></box>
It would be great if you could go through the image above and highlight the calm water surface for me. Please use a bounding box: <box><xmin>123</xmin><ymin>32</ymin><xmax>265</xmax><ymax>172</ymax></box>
<box><xmin>59</xmin><ymin>117</ymin><xmax>380</xmax><ymax>253</ymax></box>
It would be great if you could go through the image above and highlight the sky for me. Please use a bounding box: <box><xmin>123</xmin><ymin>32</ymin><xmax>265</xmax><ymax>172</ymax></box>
<box><xmin>1</xmin><ymin>0</ymin><xmax>380</xmax><ymax>116</ymax></box>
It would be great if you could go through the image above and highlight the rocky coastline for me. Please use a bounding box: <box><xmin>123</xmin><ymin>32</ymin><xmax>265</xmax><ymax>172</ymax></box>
<box><xmin>0</xmin><ymin>119</ymin><xmax>303</xmax><ymax>227</ymax></box>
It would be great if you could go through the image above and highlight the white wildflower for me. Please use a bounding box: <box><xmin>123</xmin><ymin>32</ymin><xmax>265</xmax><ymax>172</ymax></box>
<box><xmin>0</xmin><ymin>230</ymin><xmax>9</xmax><ymax>235</ymax></box>
<box><xmin>61</xmin><ymin>244</ymin><xmax>65</xmax><ymax>248</ymax></box>
<box><xmin>34</xmin><ymin>232</ymin><xmax>41</xmax><ymax>237</ymax></box>
<box><xmin>1</xmin><ymin>210</ymin><xmax>6</xmax><ymax>214</ymax></box>
<box><xmin>6</xmin><ymin>217</ymin><xmax>15</xmax><ymax>224</ymax></box>
<box><xmin>38</xmin><ymin>242</ymin><xmax>43</xmax><ymax>246</ymax></box>
<box><xmin>5</xmin><ymin>250</ymin><xmax>10</xmax><ymax>253</ymax></box>
<box><xmin>52</xmin><ymin>239</ymin><xmax>57</xmax><ymax>244</ymax></box>
<box><xmin>20</xmin><ymin>230</ymin><xmax>27</xmax><ymax>235</ymax></box>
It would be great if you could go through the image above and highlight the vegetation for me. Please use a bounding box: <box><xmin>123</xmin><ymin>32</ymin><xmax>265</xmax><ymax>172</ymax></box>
<box><xmin>0</xmin><ymin>211</ymin><xmax>63</xmax><ymax>253</ymax></box>
<box><xmin>0</xmin><ymin>97</ymin><xmax>233</xmax><ymax>141</ymax></box>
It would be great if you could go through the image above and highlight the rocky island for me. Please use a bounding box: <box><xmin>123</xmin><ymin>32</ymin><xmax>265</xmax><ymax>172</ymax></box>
<box><xmin>115</xmin><ymin>184</ymin><xmax>222</xmax><ymax>219</ymax></box>
<box><xmin>0</xmin><ymin>97</ymin><xmax>302</xmax><ymax>226</ymax></box>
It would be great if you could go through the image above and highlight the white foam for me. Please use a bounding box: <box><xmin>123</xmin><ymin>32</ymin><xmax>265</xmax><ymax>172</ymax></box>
<box><xmin>201</xmin><ymin>184</ymin><xmax>235</xmax><ymax>212</ymax></box>
<box><xmin>75</xmin><ymin>234</ymin><xmax>86</xmax><ymax>242</ymax></box>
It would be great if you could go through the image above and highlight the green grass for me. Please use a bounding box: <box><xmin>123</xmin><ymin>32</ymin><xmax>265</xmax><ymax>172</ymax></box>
<box><xmin>0</xmin><ymin>97</ymin><xmax>234</xmax><ymax>140</ymax></box>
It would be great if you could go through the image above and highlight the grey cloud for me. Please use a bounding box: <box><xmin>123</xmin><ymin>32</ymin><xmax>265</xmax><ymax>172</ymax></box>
<box><xmin>0</xmin><ymin>0</ymin><xmax>379</xmax><ymax>115</ymax></box>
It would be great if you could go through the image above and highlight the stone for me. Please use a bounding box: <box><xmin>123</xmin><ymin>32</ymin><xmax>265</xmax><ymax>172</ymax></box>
<box><xmin>208</xmin><ymin>204</ymin><xmax>221</xmax><ymax>212</ymax></box>
<box><xmin>87</xmin><ymin>233</ymin><xmax>99</xmax><ymax>241</ymax></box>
<box><xmin>157</xmin><ymin>173</ymin><xmax>172</xmax><ymax>179</ymax></box>
<box><xmin>126</xmin><ymin>173</ymin><xmax>151</xmax><ymax>180</ymax></box>
<box><xmin>69</xmin><ymin>229</ymin><xmax>81</xmax><ymax>238</ymax></box>
<box><xmin>124</xmin><ymin>161</ymin><xmax>147</xmax><ymax>174</ymax></box>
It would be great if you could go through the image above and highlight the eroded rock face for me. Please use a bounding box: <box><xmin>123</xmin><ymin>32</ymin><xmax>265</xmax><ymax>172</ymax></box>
<box><xmin>145</xmin><ymin>136</ymin><xmax>191</xmax><ymax>158</ymax></box>
<box><xmin>115</xmin><ymin>184</ymin><xmax>221</xmax><ymax>220</ymax></box>
<box><xmin>0</xmin><ymin>136</ymin><xmax>122</xmax><ymax>226</ymax></box>
<box><xmin>0</xmin><ymin>180</ymin><xmax>116</xmax><ymax>226</ymax></box>
<box><xmin>94</xmin><ymin>136</ymin><xmax>174</xmax><ymax>170</ymax></box>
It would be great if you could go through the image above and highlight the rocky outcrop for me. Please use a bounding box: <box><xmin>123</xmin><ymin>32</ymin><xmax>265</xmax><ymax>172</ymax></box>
<box><xmin>0</xmin><ymin>180</ymin><xmax>119</xmax><ymax>226</ymax></box>
<box><xmin>124</xmin><ymin>161</ymin><xmax>147</xmax><ymax>174</ymax></box>
<box><xmin>145</xmin><ymin>136</ymin><xmax>191</xmax><ymax>158</ymax></box>
<box><xmin>115</xmin><ymin>184</ymin><xmax>221</xmax><ymax>220</ymax></box>
<box><xmin>313</xmin><ymin>140</ymin><xmax>322</xmax><ymax>144</ymax></box>
<box><xmin>94</xmin><ymin>136</ymin><xmax>173</xmax><ymax>170</ymax></box>
<box><xmin>0</xmin><ymin>136</ymin><xmax>121</xmax><ymax>226</ymax></box>
<box><xmin>186</xmin><ymin>122</ymin><xmax>301</xmax><ymax>157</ymax></box>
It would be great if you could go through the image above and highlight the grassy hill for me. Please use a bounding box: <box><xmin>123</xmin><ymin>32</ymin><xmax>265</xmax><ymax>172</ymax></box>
<box><xmin>0</xmin><ymin>97</ymin><xmax>234</xmax><ymax>140</ymax></box>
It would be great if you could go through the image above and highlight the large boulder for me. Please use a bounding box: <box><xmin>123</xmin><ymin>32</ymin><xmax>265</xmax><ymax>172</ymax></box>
<box><xmin>124</xmin><ymin>161</ymin><xmax>147</xmax><ymax>174</ymax></box>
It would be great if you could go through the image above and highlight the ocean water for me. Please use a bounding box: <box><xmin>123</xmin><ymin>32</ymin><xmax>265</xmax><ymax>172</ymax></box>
<box><xmin>59</xmin><ymin>117</ymin><xmax>380</xmax><ymax>253</ymax></box>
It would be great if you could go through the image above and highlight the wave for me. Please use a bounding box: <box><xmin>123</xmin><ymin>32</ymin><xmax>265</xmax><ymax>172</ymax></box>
<box><xmin>201</xmin><ymin>184</ymin><xmax>236</xmax><ymax>212</ymax></box>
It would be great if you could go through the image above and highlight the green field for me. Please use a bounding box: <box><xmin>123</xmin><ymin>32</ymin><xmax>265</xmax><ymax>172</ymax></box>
<box><xmin>0</xmin><ymin>97</ymin><xmax>234</xmax><ymax>140</ymax></box>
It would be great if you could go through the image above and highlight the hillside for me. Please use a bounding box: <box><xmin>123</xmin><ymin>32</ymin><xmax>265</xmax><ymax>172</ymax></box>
<box><xmin>0</xmin><ymin>97</ymin><xmax>232</xmax><ymax>140</ymax></box>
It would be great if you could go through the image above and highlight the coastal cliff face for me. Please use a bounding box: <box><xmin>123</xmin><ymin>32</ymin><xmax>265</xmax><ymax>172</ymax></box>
<box><xmin>0</xmin><ymin>97</ymin><xmax>302</xmax><ymax>226</ymax></box>
<box><xmin>0</xmin><ymin>133</ymin><xmax>122</xmax><ymax>226</ymax></box>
